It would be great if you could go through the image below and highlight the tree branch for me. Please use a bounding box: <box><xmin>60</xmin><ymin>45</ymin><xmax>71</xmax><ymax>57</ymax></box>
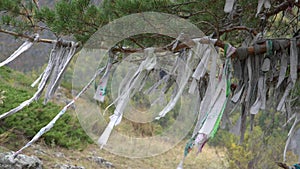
<box><xmin>1</xmin><ymin>27</ymin><xmax>299</xmax><ymax>62</ymax></box>
<box><xmin>266</xmin><ymin>0</ymin><xmax>300</xmax><ymax>18</ymax></box>
<box><xmin>218</xmin><ymin>26</ymin><xmax>258</xmax><ymax>36</ymax></box>
<box><xmin>0</xmin><ymin>28</ymin><xmax>80</xmax><ymax>47</ymax></box>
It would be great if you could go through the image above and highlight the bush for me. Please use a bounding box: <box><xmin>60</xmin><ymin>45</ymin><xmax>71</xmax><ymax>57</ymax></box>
<box><xmin>0</xmin><ymin>67</ymin><xmax>92</xmax><ymax>149</ymax></box>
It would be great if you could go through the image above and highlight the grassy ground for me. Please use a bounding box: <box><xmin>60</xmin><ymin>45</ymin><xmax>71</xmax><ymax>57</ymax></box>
<box><xmin>0</xmin><ymin>66</ymin><xmax>228</xmax><ymax>168</ymax></box>
<box><xmin>1</xmin><ymin>140</ymin><xmax>228</xmax><ymax>169</ymax></box>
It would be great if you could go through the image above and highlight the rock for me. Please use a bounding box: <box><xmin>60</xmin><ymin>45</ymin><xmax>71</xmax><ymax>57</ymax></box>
<box><xmin>104</xmin><ymin>161</ymin><xmax>114</xmax><ymax>168</ymax></box>
<box><xmin>54</xmin><ymin>152</ymin><xmax>65</xmax><ymax>158</ymax></box>
<box><xmin>54</xmin><ymin>164</ymin><xmax>85</xmax><ymax>169</ymax></box>
<box><xmin>32</xmin><ymin>145</ymin><xmax>46</xmax><ymax>156</ymax></box>
<box><xmin>88</xmin><ymin>156</ymin><xmax>105</xmax><ymax>165</ymax></box>
<box><xmin>0</xmin><ymin>151</ymin><xmax>43</xmax><ymax>169</ymax></box>
<box><xmin>87</xmin><ymin>156</ymin><xmax>114</xmax><ymax>168</ymax></box>
<box><xmin>34</xmin><ymin>149</ymin><xmax>46</xmax><ymax>156</ymax></box>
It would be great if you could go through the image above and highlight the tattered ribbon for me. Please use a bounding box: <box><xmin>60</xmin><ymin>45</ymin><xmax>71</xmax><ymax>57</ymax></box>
<box><xmin>12</xmin><ymin>66</ymin><xmax>106</xmax><ymax>158</ymax></box>
<box><xmin>276</xmin><ymin>44</ymin><xmax>288</xmax><ymax>88</ymax></box>
<box><xmin>275</xmin><ymin>38</ymin><xmax>298</xmax><ymax>112</ymax></box>
<box><xmin>250</xmin><ymin>76</ymin><xmax>265</xmax><ymax>114</ymax></box>
<box><xmin>0</xmin><ymin>42</ymin><xmax>57</xmax><ymax>120</ymax></box>
<box><xmin>144</xmin><ymin>53</ymin><xmax>179</xmax><ymax>96</ymax></box>
<box><xmin>192</xmin><ymin>43</ymin><xmax>221</xmax><ymax>137</ymax></box>
<box><xmin>231</xmin><ymin>84</ymin><xmax>244</xmax><ymax>103</ymax></box>
<box><xmin>171</xmin><ymin>33</ymin><xmax>184</xmax><ymax>51</ymax></box>
<box><xmin>94</xmin><ymin>56</ymin><xmax>114</xmax><ymax>102</ymax></box>
<box><xmin>256</xmin><ymin>0</ymin><xmax>271</xmax><ymax>17</ymax></box>
<box><xmin>245</xmin><ymin>56</ymin><xmax>253</xmax><ymax>104</ymax></box>
<box><xmin>155</xmin><ymin>49</ymin><xmax>192</xmax><ymax>120</ymax></box>
<box><xmin>98</xmin><ymin>48</ymin><xmax>157</xmax><ymax>147</ymax></box>
<box><xmin>178</xmin><ymin>44</ymin><xmax>233</xmax><ymax>169</ymax></box>
<box><xmin>188</xmin><ymin>78</ymin><xmax>198</xmax><ymax>94</ymax></box>
<box><xmin>192</xmin><ymin>45</ymin><xmax>211</xmax><ymax>80</ymax></box>
<box><xmin>224</xmin><ymin>0</ymin><xmax>236</xmax><ymax>13</ymax></box>
<box><xmin>44</xmin><ymin>41</ymin><xmax>77</xmax><ymax>104</ymax></box>
<box><xmin>277</xmin><ymin>81</ymin><xmax>293</xmax><ymax>111</ymax></box>
<box><xmin>0</xmin><ymin>34</ymin><xmax>39</xmax><ymax>67</ymax></box>
<box><xmin>31</xmin><ymin>71</ymin><xmax>44</xmax><ymax>87</ymax></box>
<box><xmin>290</xmin><ymin>38</ymin><xmax>298</xmax><ymax>85</ymax></box>
<box><xmin>0</xmin><ymin>40</ymin><xmax>78</xmax><ymax>120</ymax></box>
<box><xmin>197</xmin><ymin>45</ymin><xmax>232</xmax><ymax>140</ymax></box>
<box><xmin>283</xmin><ymin>113</ymin><xmax>300</xmax><ymax>162</ymax></box>
<box><xmin>250</xmin><ymin>40</ymin><xmax>271</xmax><ymax>114</ymax></box>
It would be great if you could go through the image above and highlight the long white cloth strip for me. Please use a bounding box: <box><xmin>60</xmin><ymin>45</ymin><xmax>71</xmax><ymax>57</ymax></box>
<box><xmin>198</xmin><ymin>74</ymin><xmax>227</xmax><ymax>135</ymax></box>
<box><xmin>277</xmin><ymin>82</ymin><xmax>293</xmax><ymax>111</ymax></box>
<box><xmin>0</xmin><ymin>34</ymin><xmax>39</xmax><ymax>67</ymax></box>
<box><xmin>192</xmin><ymin>45</ymin><xmax>210</xmax><ymax>80</ymax></box>
<box><xmin>144</xmin><ymin>53</ymin><xmax>179</xmax><ymax>95</ymax></box>
<box><xmin>188</xmin><ymin>78</ymin><xmax>198</xmax><ymax>94</ymax></box>
<box><xmin>245</xmin><ymin>57</ymin><xmax>252</xmax><ymax>103</ymax></box>
<box><xmin>194</xmin><ymin>43</ymin><xmax>234</xmax><ymax>138</ymax></box>
<box><xmin>231</xmin><ymin>84</ymin><xmax>244</xmax><ymax>103</ymax></box>
<box><xmin>12</xmin><ymin>66</ymin><xmax>106</xmax><ymax>158</ymax></box>
<box><xmin>193</xmin><ymin>84</ymin><xmax>213</xmax><ymax>137</ymax></box>
<box><xmin>192</xmin><ymin>47</ymin><xmax>219</xmax><ymax>137</ymax></box>
<box><xmin>0</xmin><ymin>95</ymin><xmax>35</xmax><ymax>120</ymax></box>
<box><xmin>283</xmin><ymin>113</ymin><xmax>300</xmax><ymax>162</ymax></box>
<box><xmin>250</xmin><ymin>76</ymin><xmax>265</xmax><ymax>114</ymax></box>
<box><xmin>224</xmin><ymin>0</ymin><xmax>235</xmax><ymax>13</ymax></box>
<box><xmin>155</xmin><ymin>50</ymin><xmax>192</xmax><ymax>120</ymax></box>
<box><xmin>98</xmin><ymin>48</ymin><xmax>157</xmax><ymax>147</ymax></box>
<box><xmin>31</xmin><ymin>72</ymin><xmax>44</xmax><ymax>87</ymax></box>
<box><xmin>94</xmin><ymin>58</ymin><xmax>113</xmax><ymax>102</ymax></box>
<box><xmin>44</xmin><ymin>41</ymin><xmax>77</xmax><ymax>103</ymax></box>
<box><xmin>276</xmin><ymin>50</ymin><xmax>288</xmax><ymax>88</ymax></box>
<box><xmin>183</xmin><ymin>45</ymin><xmax>232</xmax><ymax>169</ymax></box>
<box><xmin>256</xmin><ymin>0</ymin><xmax>271</xmax><ymax>17</ymax></box>
<box><xmin>0</xmin><ymin>42</ymin><xmax>57</xmax><ymax>120</ymax></box>
<box><xmin>290</xmin><ymin>38</ymin><xmax>298</xmax><ymax>85</ymax></box>
<box><xmin>35</xmin><ymin>43</ymin><xmax>58</xmax><ymax>100</ymax></box>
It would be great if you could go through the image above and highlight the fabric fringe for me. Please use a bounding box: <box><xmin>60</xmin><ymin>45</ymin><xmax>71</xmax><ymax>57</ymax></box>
<box><xmin>94</xmin><ymin>57</ymin><xmax>113</xmax><ymax>102</ymax></box>
<box><xmin>0</xmin><ymin>34</ymin><xmax>39</xmax><ymax>67</ymax></box>
<box><xmin>0</xmin><ymin>40</ymin><xmax>78</xmax><ymax>120</ymax></box>
<box><xmin>44</xmin><ymin>41</ymin><xmax>77</xmax><ymax>104</ymax></box>
<box><xmin>155</xmin><ymin>49</ymin><xmax>192</xmax><ymax>119</ymax></box>
<box><xmin>176</xmin><ymin>160</ymin><xmax>184</xmax><ymax>169</ymax></box>
<box><xmin>99</xmin><ymin>48</ymin><xmax>157</xmax><ymax>147</ymax></box>
<box><xmin>12</xmin><ymin>66</ymin><xmax>106</xmax><ymax>158</ymax></box>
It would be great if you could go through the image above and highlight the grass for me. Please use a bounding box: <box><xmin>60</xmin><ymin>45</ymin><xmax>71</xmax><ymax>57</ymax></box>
<box><xmin>0</xmin><ymin>139</ymin><xmax>228</xmax><ymax>169</ymax></box>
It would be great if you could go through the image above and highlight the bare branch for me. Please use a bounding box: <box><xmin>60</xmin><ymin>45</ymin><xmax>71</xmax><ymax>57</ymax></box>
<box><xmin>0</xmin><ymin>28</ymin><xmax>65</xmax><ymax>45</ymax></box>
<box><xmin>266</xmin><ymin>0</ymin><xmax>300</xmax><ymax>19</ymax></box>
<box><xmin>219</xmin><ymin>26</ymin><xmax>258</xmax><ymax>36</ymax></box>
<box><xmin>128</xmin><ymin>37</ymin><xmax>145</xmax><ymax>49</ymax></box>
<box><xmin>1</xmin><ymin>26</ymin><xmax>300</xmax><ymax>63</ymax></box>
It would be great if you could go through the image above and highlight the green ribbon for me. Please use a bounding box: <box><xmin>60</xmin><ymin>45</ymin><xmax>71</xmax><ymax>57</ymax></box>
<box><xmin>211</xmin><ymin>45</ymin><xmax>231</xmax><ymax>138</ymax></box>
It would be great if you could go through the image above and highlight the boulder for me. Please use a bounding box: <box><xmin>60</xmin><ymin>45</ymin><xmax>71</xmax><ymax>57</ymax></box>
<box><xmin>54</xmin><ymin>164</ymin><xmax>85</xmax><ymax>169</ymax></box>
<box><xmin>0</xmin><ymin>151</ymin><xmax>43</xmax><ymax>169</ymax></box>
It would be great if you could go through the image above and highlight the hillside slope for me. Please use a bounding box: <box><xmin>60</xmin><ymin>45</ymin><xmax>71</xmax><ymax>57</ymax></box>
<box><xmin>0</xmin><ymin>66</ymin><xmax>227</xmax><ymax>168</ymax></box>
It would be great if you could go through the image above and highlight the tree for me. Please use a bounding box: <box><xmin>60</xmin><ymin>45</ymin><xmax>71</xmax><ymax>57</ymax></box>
<box><xmin>1</xmin><ymin>0</ymin><xmax>300</xmax><ymax>167</ymax></box>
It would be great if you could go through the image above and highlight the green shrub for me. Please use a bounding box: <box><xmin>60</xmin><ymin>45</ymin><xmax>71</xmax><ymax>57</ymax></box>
<box><xmin>0</xmin><ymin>67</ymin><xmax>92</xmax><ymax>149</ymax></box>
